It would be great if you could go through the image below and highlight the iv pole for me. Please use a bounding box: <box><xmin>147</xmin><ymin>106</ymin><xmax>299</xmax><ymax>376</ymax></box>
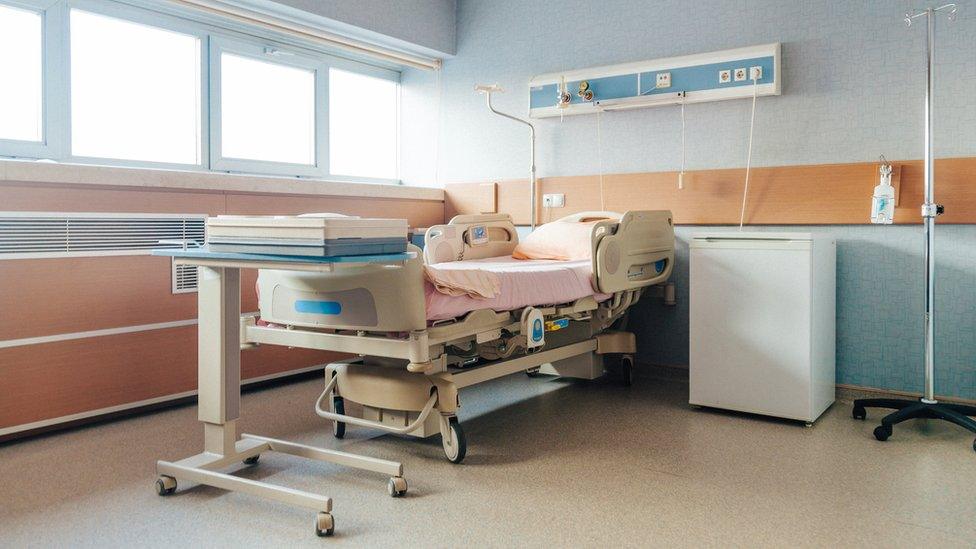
<box><xmin>475</xmin><ymin>84</ymin><xmax>538</xmax><ymax>229</ymax></box>
<box><xmin>853</xmin><ymin>4</ymin><xmax>976</xmax><ymax>453</ymax></box>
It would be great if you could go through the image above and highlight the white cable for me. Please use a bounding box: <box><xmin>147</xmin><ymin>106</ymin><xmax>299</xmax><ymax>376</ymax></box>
<box><xmin>679</xmin><ymin>99</ymin><xmax>686</xmax><ymax>190</ymax></box>
<box><xmin>738</xmin><ymin>78</ymin><xmax>760</xmax><ymax>231</ymax></box>
<box><xmin>597</xmin><ymin>109</ymin><xmax>606</xmax><ymax>211</ymax></box>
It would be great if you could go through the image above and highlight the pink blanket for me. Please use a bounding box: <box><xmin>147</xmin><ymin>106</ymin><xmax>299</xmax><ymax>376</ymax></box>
<box><xmin>424</xmin><ymin>255</ymin><xmax>606</xmax><ymax>321</ymax></box>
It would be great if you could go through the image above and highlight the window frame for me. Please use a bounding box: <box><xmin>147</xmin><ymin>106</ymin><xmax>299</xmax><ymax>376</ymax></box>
<box><xmin>64</xmin><ymin>0</ymin><xmax>210</xmax><ymax>170</ymax></box>
<box><xmin>0</xmin><ymin>0</ymin><xmax>64</xmax><ymax>160</ymax></box>
<box><xmin>0</xmin><ymin>0</ymin><xmax>403</xmax><ymax>184</ymax></box>
<box><xmin>209</xmin><ymin>36</ymin><xmax>327</xmax><ymax>177</ymax></box>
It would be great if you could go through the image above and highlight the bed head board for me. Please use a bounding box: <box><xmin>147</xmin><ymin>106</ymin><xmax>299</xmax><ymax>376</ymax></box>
<box><xmin>590</xmin><ymin>210</ymin><xmax>674</xmax><ymax>293</ymax></box>
<box><xmin>424</xmin><ymin>213</ymin><xmax>519</xmax><ymax>264</ymax></box>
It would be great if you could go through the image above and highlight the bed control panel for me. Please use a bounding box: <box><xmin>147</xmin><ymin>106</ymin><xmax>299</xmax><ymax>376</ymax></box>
<box><xmin>521</xmin><ymin>307</ymin><xmax>545</xmax><ymax>349</ymax></box>
<box><xmin>467</xmin><ymin>225</ymin><xmax>489</xmax><ymax>246</ymax></box>
<box><xmin>627</xmin><ymin>259</ymin><xmax>668</xmax><ymax>281</ymax></box>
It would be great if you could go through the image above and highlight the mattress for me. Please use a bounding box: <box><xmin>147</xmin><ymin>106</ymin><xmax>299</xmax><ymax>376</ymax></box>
<box><xmin>424</xmin><ymin>255</ymin><xmax>606</xmax><ymax>321</ymax></box>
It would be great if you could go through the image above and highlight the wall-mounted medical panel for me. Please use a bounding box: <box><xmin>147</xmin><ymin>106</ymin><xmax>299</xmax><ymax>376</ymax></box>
<box><xmin>528</xmin><ymin>43</ymin><xmax>781</xmax><ymax>118</ymax></box>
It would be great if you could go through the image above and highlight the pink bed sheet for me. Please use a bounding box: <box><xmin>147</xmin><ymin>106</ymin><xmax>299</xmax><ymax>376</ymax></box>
<box><xmin>424</xmin><ymin>255</ymin><xmax>607</xmax><ymax>321</ymax></box>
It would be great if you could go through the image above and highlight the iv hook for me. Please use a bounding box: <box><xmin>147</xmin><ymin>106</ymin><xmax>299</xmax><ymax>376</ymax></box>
<box><xmin>905</xmin><ymin>3</ymin><xmax>956</xmax><ymax>26</ymax></box>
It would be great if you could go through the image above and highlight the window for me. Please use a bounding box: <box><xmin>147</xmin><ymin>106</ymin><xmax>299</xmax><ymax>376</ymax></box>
<box><xmin>70</xmin><ymin>9</ymin><xmax>201</xmax><ymax>164</ymax></box>
<box><xmin>329</xmin><ymin>68</ymin><xmax>398</xmax><ymax>180</ymax></box>
<box><xmin>218</xmin><ymin>52</ymin><xmax>315</xmax><ymax>166</ymax></box>
<box><xmin>0</xmin><ymin>4</ymin><xmax>43</xmax><ymax>143</ymax></box>
<box><xmin>0</xmin><ymin>0</ymin><xmax>403</xmax><ymax>184</ymax></box>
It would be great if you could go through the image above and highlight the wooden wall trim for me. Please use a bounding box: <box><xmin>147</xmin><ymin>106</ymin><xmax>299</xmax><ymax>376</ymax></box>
<box><xmin>443</xmin><ymin>157</ymin><xmax>976</xmax><ymax>225</ymax></box>
<box><xmin>1</xmin><ymin>159</ymin><xmax>444</xmax><ymax>202</ymax></box>
<box><xmin>0</xmin><ymin>324</ymin><xmax>345</xmax><ymax>430</ymax></box>
<box><xmin>0</xmin><ymin>180</ymin><xmax>437</xmax><ymax>436</ymax></box>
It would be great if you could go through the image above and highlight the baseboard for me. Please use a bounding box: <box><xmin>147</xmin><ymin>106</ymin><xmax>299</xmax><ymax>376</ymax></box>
<box><xmin>639</xmin><ymin>363</ymin><xmax>976</xmax><ymax>406</ymax></box>
<box><xmin>834</xmin><ymin>383</ymin><xmax>976</xmax><ymax>406</ymax></box>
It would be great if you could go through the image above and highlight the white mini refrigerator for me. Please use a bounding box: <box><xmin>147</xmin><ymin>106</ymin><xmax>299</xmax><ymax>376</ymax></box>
<box><xmin>689</xmin><ymin>232</ymin><xmax>836</xmax><ymax>423</ymax></box>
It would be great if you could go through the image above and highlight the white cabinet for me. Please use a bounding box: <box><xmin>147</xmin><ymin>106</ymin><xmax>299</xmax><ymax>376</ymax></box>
<box><xmin>689</xmin><ymin>232</ymin><xmax>836</xmax><ymax>423</ymax></box>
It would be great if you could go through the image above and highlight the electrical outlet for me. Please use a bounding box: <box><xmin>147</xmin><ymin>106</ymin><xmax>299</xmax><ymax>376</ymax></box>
<box><xmin>655</xmin><ymin>72</ymin><xmax>671</xmax><ymax>89</ymax></box>
<box><xmin>719</xmin><ymin>70</ymin><xmax>731</xmax><ymax>84</ymax></box>
<box><xmin>749</xmin><ymin>66</ymin><xmax>763</xmax><ymax>80</ymax></box>
<box><xmin>542</xmin><ymin>194</ymin><xmax>565</xmax><ymax>208</ymax></box>
<box><xmin>734</xmin><ymin>68</ymin><xmax>747</xmax><ymax>82</ymax></box>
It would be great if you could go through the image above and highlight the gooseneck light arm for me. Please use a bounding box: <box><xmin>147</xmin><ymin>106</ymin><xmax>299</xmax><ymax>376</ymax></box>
<box><xmin>476</xmin><ymin>84</ymin><xmax>537</xmax><ymax>229</ymax></box>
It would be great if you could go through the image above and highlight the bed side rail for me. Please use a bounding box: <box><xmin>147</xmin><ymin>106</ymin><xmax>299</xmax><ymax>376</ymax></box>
<box><xmin>423</xmin><ymin>213</ymin><xmax>519</xmax><ymax>264</ymax></box>
<box><xmin>592</xmin><ymin>210</ymin><xmax>675</xmax><ymax>293</ymax></box>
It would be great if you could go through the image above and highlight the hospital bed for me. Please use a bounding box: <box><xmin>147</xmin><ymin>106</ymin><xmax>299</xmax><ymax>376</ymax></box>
<box><xmin>248</xmin><ymin>210</ymin><xmax>675</xmax><ymax>463</ymax></box>
<box><xmin>149</xmin><ymin>209</ymin><xmax>672</xmax><ymax>535</ymax></box>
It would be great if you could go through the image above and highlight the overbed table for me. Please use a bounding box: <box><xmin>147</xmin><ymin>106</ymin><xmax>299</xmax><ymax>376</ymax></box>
<box><xmin>151</xmin><ymin>247</ymin><xmax>416</xmax><ymax>537</ymax></box>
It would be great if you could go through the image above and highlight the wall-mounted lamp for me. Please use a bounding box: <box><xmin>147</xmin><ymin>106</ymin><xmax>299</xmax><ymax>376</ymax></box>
<box><xmin>594</xmin><ymin>91</ymin><xmax>686</xmax><ymax>112</ymax></box>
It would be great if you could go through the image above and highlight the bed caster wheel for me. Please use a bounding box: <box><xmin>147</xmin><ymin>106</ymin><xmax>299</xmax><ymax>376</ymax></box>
<box><xmin>155</xmin><ymin>475</ymin><xmax>177</xmax><ymax>496</ymax></box>
<box><xmin>874</xmin><ymin>424</ymin><xmax>892</xmax><ymax>442</ymax></box>
<box><xmin>243</xmin><ymin>455</ymin><xmax>260</xmax><ymax>465</ymax></box>
<box><xmin>619</xmin><ymin>355</ymin><xmax>635</xmax><ymax>387</ymax></box>
<box><xmin>332</xmin><ymin>396</ymin><xmax>346</xmax><ymax>439</ymax></box>
<box><xmin>315</xmin><ymin>512</ymin><xmax>335</xmax><ymax>537</ymax></box>
<box><xmin>852</xmin><ymin>406</ymin><xmax>866</xmax><ymax>420</ymax></box>
<box><xmin>441</xmin><ymin>416</ymin><xmax>467</xmax><ymax>464</ymax></box>
<box><xmin>388</xmin><ymin>476</ymin><xmax>408</xmax><ymax>497</ymax></box>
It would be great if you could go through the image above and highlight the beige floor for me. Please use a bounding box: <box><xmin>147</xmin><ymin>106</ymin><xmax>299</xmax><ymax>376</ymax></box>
<box><xmin>1</xmin><ymin>369</ymin><xmax>975</xmax><ymax>548</ymax></box>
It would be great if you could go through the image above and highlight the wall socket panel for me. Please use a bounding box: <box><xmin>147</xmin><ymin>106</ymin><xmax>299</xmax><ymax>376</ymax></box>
<box><xmin>655</xmin><ymin>72</ymin><xmax>671</xmax><ymax>88</ymax></box>
<box><xmin>542</xmin><ymin>193</ymin><xmax>565</xmax><ymax>207</ymax></box>
<box><xmin>750</xmin><ymin>66</ymin><xmax>763</xmax><ymax>80</ymax></box>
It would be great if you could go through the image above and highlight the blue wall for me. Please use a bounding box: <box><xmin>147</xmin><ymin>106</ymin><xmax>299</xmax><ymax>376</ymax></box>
<box><xmin>400</xmin><ymin>0</ymin><xmax>976</xmax><ymax>399</ymax></box>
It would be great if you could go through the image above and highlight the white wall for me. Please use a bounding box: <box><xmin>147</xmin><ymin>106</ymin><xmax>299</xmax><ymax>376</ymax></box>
<box><xmin>265</xmin><ymin>0</ymin><xmax>457</xmax><ymax>56</ymax></box>
<box><xmin>400</xmin><ymin>0</ymin><xmax>976</xmax><ymax>187</ymax></box>
<box><xmin>396</xmin><ymin>0</ymin><xmax>976</xmax><ymax>400</ymax></box>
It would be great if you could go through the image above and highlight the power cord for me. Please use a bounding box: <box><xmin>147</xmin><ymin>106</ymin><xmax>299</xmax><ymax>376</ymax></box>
<box><xmin>738</xmin><ymin>77</ymin><xmax>760</xmax><ymax>230</ymax></box>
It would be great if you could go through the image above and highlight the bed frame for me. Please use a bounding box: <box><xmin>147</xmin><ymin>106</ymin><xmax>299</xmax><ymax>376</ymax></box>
<box><xmin>248</xmin><ymin>210</ymin><xmax>675</xmax><ymax>462</ymax></box>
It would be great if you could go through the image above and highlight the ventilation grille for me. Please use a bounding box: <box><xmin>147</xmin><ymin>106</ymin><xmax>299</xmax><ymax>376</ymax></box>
<box><xmin>172</xmin><ymin>261</ymin><xmax>199</xmax><ymax>293</ymax></box>
<box><xmin>0</xmin><ymin>212</ymin><xmax>206</xmax><ymax>259</ymax></box>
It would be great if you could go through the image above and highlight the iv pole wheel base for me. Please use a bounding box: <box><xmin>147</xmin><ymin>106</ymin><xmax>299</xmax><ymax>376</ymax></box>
<box><xmin>315</xmin><ymin>512</ymin><xmax>335</xmax><ymax>537</ymax></box>
<box><xmin>874</xmin><ymin>424</ymin><xmax>893</xmax><ymax>442</ymax></box>
<box><xmin>852</xmin><ymin>406</ymin><xmax>867</xmax><ymax>420</ymax></box>
<box><xmin>154</xmin><ymin>475</ymin><xmax>177</xmax><ymax>496</ymax></box>
<box><xmin>388</xmin><ymin>476</ymin><xmax>408</xmax><ymax>498</ymax></box>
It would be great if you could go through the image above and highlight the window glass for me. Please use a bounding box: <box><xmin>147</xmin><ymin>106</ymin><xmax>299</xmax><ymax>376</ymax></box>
<box><xmin>329</xmin><ymin>68</ymin><xmax>398</xmax><ymax>179</ymax></box>
<box><xmin>220</xmin><ymin>52</ymin><xmax>315</xmax><ymax>165</ymax></box>
<box><xmin>70</xmin><ymin>10</ymin><xmax>201</xmax><ymax>164</ymax></box>
<box><xmin>0</xmin><ymin>5</ymin><xmax>43</xmax><ymax>142</ymax></box>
